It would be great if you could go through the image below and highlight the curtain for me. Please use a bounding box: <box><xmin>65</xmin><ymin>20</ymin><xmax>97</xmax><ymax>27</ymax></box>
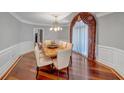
<box><xmin>72</xmin><ymin>20</ymin><xmax>88</xmax><ymax>56</ymax></box>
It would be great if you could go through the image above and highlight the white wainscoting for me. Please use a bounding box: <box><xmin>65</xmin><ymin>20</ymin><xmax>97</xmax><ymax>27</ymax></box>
<box><xmin>0</xmin><ymin>41</ymin><xmax>34</xmax><ymax>78</ymax></box>
<box><xmin>19</xmin><ymin>41</ymin><xmax>34</xmax><ymax>55</ymax></box>
<box><xmin>96</xmin><ymin>45</ymin><xmax>124</xmax><ymax>77</ymax></box>
<box><xmin>1</xmin><ymin>42</ymin><xmax>124</xmax><ymax>78</ymax></box>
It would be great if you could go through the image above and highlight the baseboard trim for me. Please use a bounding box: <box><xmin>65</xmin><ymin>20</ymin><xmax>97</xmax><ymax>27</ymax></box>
<box><xmin>111</xmin><ymin>68</ymin><xmax>124</xmax><ymax>80</ymax></box>
<box><xmin>72</xmin><ymin>51</ymin><xmax>87</xmax><ymax>59</ymax></box>
<box><xmin>0</xmin><ymin>51</ymin><xmax>33</xmax><ymax>80</ymax></box>
<box><xmin>0</xmin><ymin>56</ymin><xmax>22</xmax><ymax>80</ymax></box>
<box><xmin>96</xmin><ymin>61</ymin><xmax>124</xmax><ymax>80</ymax></box>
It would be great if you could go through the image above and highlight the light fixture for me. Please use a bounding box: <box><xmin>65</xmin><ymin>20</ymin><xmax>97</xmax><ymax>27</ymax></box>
<box><xmin>50</xmin><ymin>16</ymin><xmax>62</xmax><ymax>32</ymax></box>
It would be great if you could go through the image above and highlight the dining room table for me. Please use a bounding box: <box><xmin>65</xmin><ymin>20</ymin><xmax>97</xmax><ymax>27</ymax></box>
<box><xmin>41</xmin><ymin>43</ymin><xmax>65</xmax><ymax>58</ymax></box>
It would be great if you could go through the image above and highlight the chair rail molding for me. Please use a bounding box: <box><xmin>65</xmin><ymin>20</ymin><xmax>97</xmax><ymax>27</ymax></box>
<box><xmin>96</xmin><ymin>45</ymin><xmax>124</xmax><ymax>77</ymax></box>
<box><xmin>0</xmin><ymin>41</ymin><xmax>33</xmax><ymax>78</ymax></box>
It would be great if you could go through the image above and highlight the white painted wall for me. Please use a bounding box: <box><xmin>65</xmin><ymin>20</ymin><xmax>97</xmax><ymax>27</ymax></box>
<box><xmin>96</xmin><ymin>45</ymin><xmax>124</xmax><ymax>76</ymax></box>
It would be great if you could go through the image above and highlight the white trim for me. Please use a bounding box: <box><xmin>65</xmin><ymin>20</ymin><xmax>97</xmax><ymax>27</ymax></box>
<box><xmin>0</xmin><ymin>41</ymin><xmax>33</xmax><ymax>78</ymax></box>
<box><xmin>9</xmin><ymin>12</ymin><xmax>51</xmax><ymax>26</ymax></box>
<box><xmin>96</xmin><ymin>45</ymin><xmax>124</xmax><ymax>77</ymax></box>
<box><xmin>9</xmin><ymin>12</ymin><xmax>114</xmax><ymax>26</ymax></box>
<box><xmin>9</xmin><ymin>12</ymin><xmax>69</xmax><ymax>26</ymax></box>
<box><xmin>19</xmin><ymin>41</ymin><xmax>34</xmax><ymax>55</ymax></box>
<box><xmin>0</xmin><ymin>43</ymin><xmax>18</xmax><ymax>55</ymax></box>
<box><xmin>97</xmin><ymin>45</ymin><xmax>124</xmax><ymax>54</ymax></box>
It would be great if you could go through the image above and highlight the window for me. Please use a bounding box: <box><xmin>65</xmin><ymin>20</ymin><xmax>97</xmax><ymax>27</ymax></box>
<box><xmin>72</xmin><ymin>20</ymin><xmax>88</xmax><ymax>57</ymax></box>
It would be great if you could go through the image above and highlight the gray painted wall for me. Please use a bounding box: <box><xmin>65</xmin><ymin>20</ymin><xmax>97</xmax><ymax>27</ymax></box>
<box><xmin>20</xmin><ymin>23</ymin><xmax>34</xmax><ymax>42</ymax></box>
<box><xmin>31</xmin><ymin>25</ymin><xmax>69</xmax><ymax>42</ymax></box>
<box><xmin>42</xmin><ymin>26</ymin><xmax>60</xmax><ymax>41</ymax></box>
<box><xmin>0</xmin><ymin>12</ymin><xmax>70</xmax><ymax>52</ymax></box>
<box><xmin>1</xmin><ymin>12</ymin><xmax>124</xmax><ymax>52</ymax></box>
<box><xmin>0</xmin><ymin>13</ymin><xmax>36</xmax><ymax>51</ymax></box>
<box><xmin>97</xmin><ymin>12</ymin><xmax>124</xmax><ymax>50</ymax></box>
<box><xmin>0</xmin><ymin>12</ymin><xmax>21</xmax><ymax>51</ymax></box>
<box><xmin>57</xmin><ymin>26</ymin><xmax>69</xmax><ymax>42</ymax></box>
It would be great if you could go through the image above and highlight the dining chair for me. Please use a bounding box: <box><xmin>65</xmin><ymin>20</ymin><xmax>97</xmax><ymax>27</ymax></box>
<box><xmin>53</xmin><ymin>49</ymin><xmax>71</xmax><ymax>79</ymax></box>
<box><xmin>34</xmin><ymin>44</ymin><xmax>53</xmax><ymax>79</ymax></box>
<box><xmin>66</xmin><ymin>43</ymin><xmax>73</xmax><ymax>66</ymax></box>
<box><xmin>36</xmin><ymin>43</ymin><xmax>45</xmax><ymax>58</ymax></box>
<box><xmin>66</xmin><ymin>43</ymin><xmax>72</xmax><ymax>49</ymax></box>
<box><xmin>44</xmin><ymin>40</ymin><xmax>52</xmax><ymax>45</ymax></box>
<box><xmin>59</xmin><ymin>41</ymin><xmax>67</xmax><ymax>48</ymax></box>
<box><xmin>55</xmin><ymin>40</ymin><xmax>59</xmax><ymax>45</ymax></box>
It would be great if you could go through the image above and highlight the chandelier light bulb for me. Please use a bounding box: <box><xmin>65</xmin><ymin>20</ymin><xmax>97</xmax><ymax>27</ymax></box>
<box><xmin>60</xmin><ymin>28</ymin><xmax>62</xmax><ymax>30</ymax></box>
<box><xmin>54</xmin><ymin>27</ymin><xmax>57</xmax><ymax>31</ymax></box>
<box><xmin>50</xmin><ymin>27</ymin><xmax>53</xmax><ymax>31</ymax></box>
<box><xmin>57</xmin><ymin>27</ymin><xmax>60</xmax><ymax>31</ymax></box>
<box><xmin>49</xmin><ymin>16</ymin><xmax>62</xmax><ymax>32</ymax></box>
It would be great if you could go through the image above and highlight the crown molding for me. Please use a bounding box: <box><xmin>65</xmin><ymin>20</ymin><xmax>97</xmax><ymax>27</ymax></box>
<box><xmin>9</xmin><ymin>12</ymin><xmax>52</xmax><ymax>26</ymax></box>
<box><xmin>9</xmin><ymin>12</ymin><xmax>113</xmax><ymax>26</ymax></box>
<box><xmin>96</xmin><ymin>12</ymin><xmax>114</xmax><ymax>17</ymax></box>
<box><xmin>9</xmin><ymin>12</ymin><xmax>69</xmax><ymax>27</ymax></box>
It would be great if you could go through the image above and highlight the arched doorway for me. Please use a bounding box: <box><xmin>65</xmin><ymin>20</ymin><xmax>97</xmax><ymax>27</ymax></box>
<box><xmin>70</xmin><ymin>12</ymin><xmax>96</xmax><ymax>61</ymax></box>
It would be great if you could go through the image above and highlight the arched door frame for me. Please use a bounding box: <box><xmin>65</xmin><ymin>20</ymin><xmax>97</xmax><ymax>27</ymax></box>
<box><xmin>70</xmin><ymin>12</ymin><xmax>96</xmax><ymax>61</ymax></box>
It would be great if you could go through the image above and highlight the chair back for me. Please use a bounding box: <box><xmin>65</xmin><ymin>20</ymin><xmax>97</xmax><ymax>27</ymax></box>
<box><xmin>34</xmin><ymin>44</ymin><xmax>40</xmax><ymax>64</ymax></box>
<box><xmin>66</xmin><ymin>43</ymin><xmax>72</xmax><ymax>49</ymax></box>
<box><xmin>59</xmin><ymin>41</ymin><xmax>67</xmax><ymax>48</ymax></box>
<box><xmin>44</xmin><ymin>40</ymin><xmax>52</xmax><ymax>45</ymax></box>
<box><xmin>56</xmin><ymin>49</ymin><xmax>71</xmax><ymax>70</ymax></box>
<box><xmin>55</xmin><ymin>40</ymin><xmax>59</xmax><ymax>45</ymax></box>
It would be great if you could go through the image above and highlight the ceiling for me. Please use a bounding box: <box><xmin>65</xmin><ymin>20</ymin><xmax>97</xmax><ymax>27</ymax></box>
<box><xmin>10</xmin><ymin>12</ymin><xmax>113</xmax><ymax>26</ymax></box>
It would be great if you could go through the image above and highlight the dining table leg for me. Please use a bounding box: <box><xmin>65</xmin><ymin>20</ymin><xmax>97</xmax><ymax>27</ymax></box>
<box><xmin>36</xmin><ymin>67</ymin><xmax>39</xmax><ymax>79</ymax></box>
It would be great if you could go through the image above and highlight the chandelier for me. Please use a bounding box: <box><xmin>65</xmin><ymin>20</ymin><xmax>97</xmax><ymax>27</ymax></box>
<box><xmin>50</xmin><ymin>16</ymin><xmax>62</xmax><ymax>32</ymax></box>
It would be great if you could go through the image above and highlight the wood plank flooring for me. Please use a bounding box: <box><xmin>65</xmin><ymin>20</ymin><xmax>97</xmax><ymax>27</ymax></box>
<box><xmin>5</xmin><ymin>52</ymin><xmax>120</xmax><ymax>80</ymax></box>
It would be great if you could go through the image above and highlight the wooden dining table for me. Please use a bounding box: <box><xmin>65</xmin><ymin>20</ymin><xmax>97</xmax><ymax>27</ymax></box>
<box><xmin>41</xmin><ymin>43</ymin><xmax>65</xmax><ymax>58</ymax></box>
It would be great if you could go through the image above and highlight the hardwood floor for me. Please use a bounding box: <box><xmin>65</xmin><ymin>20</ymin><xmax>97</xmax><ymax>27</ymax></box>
<box><xmin>5</xmin><ymin>52</ymin><xmax>120</xmax><ymax>80</ymax></box>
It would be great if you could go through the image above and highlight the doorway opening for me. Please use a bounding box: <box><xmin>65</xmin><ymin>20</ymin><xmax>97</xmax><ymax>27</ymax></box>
<box><xmin>33</xmin><ymin>28</ymin><xmax>44</xmax><ymax>45</ymax></box>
